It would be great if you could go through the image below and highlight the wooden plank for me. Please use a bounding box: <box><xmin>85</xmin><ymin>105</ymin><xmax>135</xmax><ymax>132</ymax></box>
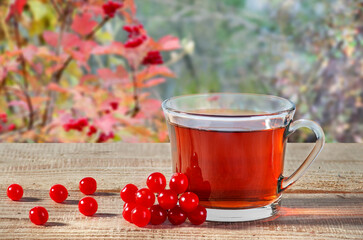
<box><xmin>0</xmin><ymin>143</ymin><xmax>362</xmax><ymax>239</ymax></box>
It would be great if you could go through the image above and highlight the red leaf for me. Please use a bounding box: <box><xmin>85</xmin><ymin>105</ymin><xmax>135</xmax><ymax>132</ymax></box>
<box><xmin>140</xmin><ymin>78</ymin><xmax>165</xmax><ymax>88</ymax></box>
<box><xmin>97</xmin><ymin>65</ymin><xmax>128</xmax><ymax>87</ymax></box>
<box><xmin>47</xmin><ymin>83</ymin><xmax>68</xmax><ymax>93</ymax></box>
<box><xmin>94</xmin><ymin>115</ymin><xmax>117</xmax><ymax>134</ymax></box>
<box><xmin>68</xmin><ymin>40</ymin><xmax>97</xmax><ymax>69</ymax></box>
<box><xmin>6</xmin><ymin>0</ymin><xmax>27</xmax><ymax>21</ymax></box>
<box><xmin>92</xmin><ymin>41</ymin><xmax>124</xmax><ymax>56</ymax></box>
<box><xmin>71</xmin><ymin>13</ymin><xmax>98</xmax><ymax>36</ymax></box>
<box><xmin>136</xmin><ymin>66</ymin><xmax>175</xmax><ymax>82</ymax></box>
<box><xmin>156</xmin><ymin>35</ymin><xmax>181</xmax><ymax>51</ymax></box>
<box><xmin>123</xmin><ymin>0</ymin><xmax>137</xmax><ymax>15</ymax></box>
<box><xmin>22</xmin><ymin>45</ymin><xmax>38</xmax><ymax>62</ymax></box>
<box><xmin>43</xmin><ymin>31</ymin><xmax>81</xmax><ymax>49</ymax></box>
<box><xmin>8</xmin><ymin>100</ymin><xmax>28</xmax><ymax>111</ymax></box>
<box><xmin>0</xmin><ymin>67</ymin><xmax>7</xmax><ymax>83</ymax></box>
<box><xmin>140</xmin><ymin>99</ymin><xmax>162</xmax><ymax>118</ymax></box>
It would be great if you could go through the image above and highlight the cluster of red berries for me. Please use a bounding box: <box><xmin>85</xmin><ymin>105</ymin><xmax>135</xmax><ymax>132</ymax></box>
<box><xmin>63</xmin><ymin>118</ymin><xmax>89</xmax><ymax>132</ymax></box>
<box><xmin>123</xmin><ymin>25</ymin><xmax>147</xmax><ymax>48</ymax></box>
<box><xmin>87</xmin><ymin>125</ymin><xmax>97</xmax><ymax>136</ymax></box>
<box><xmin>102</xmin><ymin>1</ymin><xmax>123</xmax><ymax>18</ymax></box>
<box><xmin>6</xmin><ymin>177</ymin><xmax>98</xmax><ymax>225</ymax></box>
<box><xmin>121</xmin><ymin>172</ymin><xmax>207</xmax><ymax>227</ymax></box>
<box><xmin>0</xmin><ymin>113</ymin><xmax>16</xmax><ymax>132</ymax></box>
<box><xmin>96</xmin><ymin>132</ymin><xmax>115</xmax><ymax>143</ymax></box>
<box><xmin>142</xmin><ymin>51</ymin><xmax>163</xmax><ymax>65</ymax></box>
<box><xmin>62</xmin><ymin>117</ymin><xmax>115</xmax><ymax>142</ymax></box>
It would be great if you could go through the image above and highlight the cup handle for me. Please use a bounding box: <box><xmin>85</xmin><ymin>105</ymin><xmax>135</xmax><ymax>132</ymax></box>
<box><xmin>278</xmin><ymin>119</ymin><xmax>325</xmax><ymax>192</ymax></box>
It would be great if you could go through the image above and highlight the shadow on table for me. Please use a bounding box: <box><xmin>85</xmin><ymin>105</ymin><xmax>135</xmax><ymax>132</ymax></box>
<box><xmin>20</xmin><ymin>197</ymin><xmax>41</xmax><ymax>202</ymax></box>
<box><xmin>94</xmin><ymin>192</ymin><xmax>118</xmax><ymax>197</ymax></box>
<box><xmin>94</xmin><ymin>213</ymin><xmax>119</xmax><ymax>218</ymax></box>
<box><xmin>45</xmin><ymin>222</ymin><xmax>68</xmax><ymax>227</ymax></box>
<box><xmin>63</xmin><ymin>199</ymin><xmax>79</xmax><ymax>205</ymax></box>
<box><xmin>146</xmin><ymin>196</ymin><xmax>363</xmax><ymax>229</ymax></box>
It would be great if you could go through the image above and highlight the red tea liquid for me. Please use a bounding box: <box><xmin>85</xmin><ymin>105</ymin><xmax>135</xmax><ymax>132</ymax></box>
<box><xmin>169</xmin><ymin>123</ymin><xmax>287</xmax><ymax>209</ymax></box>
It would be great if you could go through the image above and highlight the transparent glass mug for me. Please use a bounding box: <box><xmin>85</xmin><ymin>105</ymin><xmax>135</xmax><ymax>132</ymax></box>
<box><xmin>162</xmin><ymin>93</ymin><xmax>325</xmax><ymax>222</ymax></box>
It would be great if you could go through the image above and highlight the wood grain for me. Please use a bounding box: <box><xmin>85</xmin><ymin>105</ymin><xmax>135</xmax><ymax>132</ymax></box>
<box><xmin>0</xmin><ymin>143</ymin><xmax>362</xmax><ymax>239</ymax></box>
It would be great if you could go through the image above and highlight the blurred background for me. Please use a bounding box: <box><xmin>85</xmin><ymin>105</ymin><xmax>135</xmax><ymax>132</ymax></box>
<box><xmin>138</xmin><ymin>0</ymin><xmax>363</xmax><ymax>143</ymax></box>
<box><xmin>0</xmin><ymin>0</ymin><xmax>362</xmax><ymax>143</ymax></box>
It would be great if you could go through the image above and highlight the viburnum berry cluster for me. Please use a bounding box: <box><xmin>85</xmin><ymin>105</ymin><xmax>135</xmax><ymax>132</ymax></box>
<box><xmin>121</xmin><ymin>172</ymin><xmax>207</xmax><ymax>227</ymax></box>
<box><xmin>6</xmin><ymin>177</ymin><xmax>99</xmax><ymax>225</ymax></box>
<box><xmin>102</xmin><ymin>1</ymin><xmax>123</xmax><ymax>18</ymax></box>
<box><xmin>123</xmin><ymin>25</ymin><xmax>147</xmax><ymax>48</ymax></box>
<box><xmin>63</xmin><ymin>118</ymin><xmax>89</xmax><ymax>132</ymax></box>
<box><xmin>142</xmin><ymin>51</ymin><xmax>163</xmax><ymax>65</ymax></box>
<box><xmin>0</xmin><ymin>113</ymin><xmax>16</xmax><ymax>133</ymax></box>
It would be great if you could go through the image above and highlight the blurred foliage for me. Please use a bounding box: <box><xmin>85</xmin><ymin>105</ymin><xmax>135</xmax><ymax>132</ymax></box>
<box><xmin>0</xmin><ymin>0</ymin><xmax>362</xmax><ymax>143</ymax></box>
<box><xmin>0</xmin><ymin>0</ymin><xmax>182</xmax><ymax>142</ymax></box>
<box><xmin>136</xmin><ymin>0</ymin><xmax>363</xmax><ymax>142</ymax></box>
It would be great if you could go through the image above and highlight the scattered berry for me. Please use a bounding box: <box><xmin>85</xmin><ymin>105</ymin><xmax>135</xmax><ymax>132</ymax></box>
<box><xmin>29</xmin><ymin>206</ymin><xmax>48</xmax><ymax>225</ymax></box>
<box><xmin>146</xmin><ymin>172</ymin><xmax>166</xmax><ymax>193</ymax></box>
<box><xmin>79</xmin><ymin>177</ymin><xmax>97</xmax><ymax>195</ymax></box>
<box><xmin>49</xmin><ymin>184</ymin><xmax>68</xmax><ymax>203</ymax></box>
<box><xmin>120</xmin><ymin>184</ymin><xmax>138</xmax><ymax>203</ymax></box>
<box><xmin>7</xmin><ymin>184</ymin><xmax>23</xmax><ymax>201</ymax></box>
<box><xmin>135</xmin><ymin>188</ymin><xmax>155</xmax><ymax>208</ymax></box>
<box><xmin>131</xmin><ymin>205</ymin><xmax>151</xmax><ymax>227</ymax></box>
<box><xmin>157</xmin><ymin>189</ymin><xmax>178</xmax><ymax>210</ymax></box>
<box><xmin>169</xmin><ymin>173</ymin><xmax>188</xmax><ymax>194</ymax></box>
<box><xmin>78</xmin><ymin>197</ymin><xmax>98</xmax><ymax>216</ymax></box>
<box><xmin>149</xmin><ymin>205</ymin><xmax>167</xmax><ymax>225</ymax></box>
<box><xmin>168</xmin><ymin>206</ymin><xmax>187</xmax><ymax>225</ymax></box>
<box><xmin>188</xmin><ymin>205</ymin><xmax>207</xmax><ymax>225</ymax></box>
<box><xmin>122</xmin><ymin>202</ymin><xmax>136</xmax><ymax>223</ymax></box>
<box><xmin>179</xmin><ymin>192</ymin><xmax>199</xmax><ymax>213</ymax></box>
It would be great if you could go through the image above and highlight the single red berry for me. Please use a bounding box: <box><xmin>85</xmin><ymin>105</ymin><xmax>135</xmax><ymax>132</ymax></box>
<box><xmin>122</xmin><ymin>202</ymin><xmax>136</xmax><ymax>223</ymax></box>
<box><xmin>110</xmin><ymin>101</ymin><xmax>119</xmax><ymax>111</ymax></box>
<box><xmin>79</xmin><ymin>177</ymin><xmax>97</xmax><ymax>195</ymax></box>
<box><xmin>135</xmin><ymin>188</ymin><xmax>155</xmax><ymax>208</ymax></box>
<box><xmin>147</xmin><ymin>172</ymin><xmax>166</xmax><ymax>193</ymax></box>
<box><xmin>188</xmin><ymin>205</ymin><xmax>207</xmax><ymax>225</ymax></box>
<box><xmin>78</xmin><ymin>197</ymin><xmax>98</xmax><ymax>216</ymax></box>
<box><xmin>7</xmin><ymin>123</ymin><xmax>16</xmax><ymax>131</ymax></box>
<box><xmin>7</xmin><ymin>184</ymin><xmax>23</xmax><ymax>201</ymax></box>
<box><xmin>168</xmin><ymin>206</ymin><xmax>187</xmax><ymax>225</ymax></box>
<box><xmin>49</xmin><ymin>184</ymin><xmax>68</xmax><ymax>203</ymax></box>
<box><xmin>29</xmin><ymin>206</ymin><xmax>48</xmax><ymax>225</ymax></box>
<box><xmin>149</xmin><ymin>205</ymin><xmax>167</xmax><ymax>225</ymax></box>
<box><xmin>179</xmin><ymin>192</ymin><xmax>199</xmax><ymax>213</ymax></box>
<box><xmin>157</xmin><ymin>189</ymin><xmax>178</xmax><ymax>210</ymax></box>
<box><xmin>0</xmin><ymin>113</ymin><xmax>7</xmax><ymax>123</ymax></box>
<box><xmin>120</xmin><ymin>184</ymin><xmax>138</xmax><ymax>203</ymax></box>
<box><xmin>131</xmin><ymin>205</ymin><xmax>151</xmax><ymax>227</ymax></box>
<box><xmin>169</xmin><ymin>173</ymin><xmax>188</xmax><ymax>194</ymax></box>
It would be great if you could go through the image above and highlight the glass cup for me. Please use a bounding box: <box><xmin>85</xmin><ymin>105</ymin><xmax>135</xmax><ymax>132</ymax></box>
<box><xmin>162</xmin><ymin>93</ymin><xmax>325</xmax><ymax>222</ymax></box>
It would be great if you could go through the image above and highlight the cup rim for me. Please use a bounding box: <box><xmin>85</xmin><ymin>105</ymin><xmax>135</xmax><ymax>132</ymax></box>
<box><xmin>162</xmin><ymin>93</ymin><xmax>296</xmax><ymax>118</ymax></box>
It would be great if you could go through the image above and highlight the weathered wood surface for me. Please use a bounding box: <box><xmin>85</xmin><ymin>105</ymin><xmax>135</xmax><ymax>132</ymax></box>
<box><xmin>0</xmin><ymin>143</ymin><xmax>362</xmax><ymax>239</ymax></box>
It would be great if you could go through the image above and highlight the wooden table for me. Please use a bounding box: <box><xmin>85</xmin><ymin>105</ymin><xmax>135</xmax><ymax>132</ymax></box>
<box><xmin>0</xmin><ymin>143</ymin><xmax>362</xmax><ymax>239</ymax></box>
